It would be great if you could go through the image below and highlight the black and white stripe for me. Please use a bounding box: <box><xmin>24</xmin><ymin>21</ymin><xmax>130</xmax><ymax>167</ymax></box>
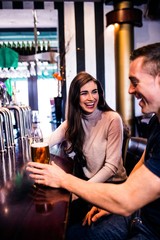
<box><xmin>0</xmin><ymin>1</ymin><xmax>54</xmax><ymax>10</ymax></box>
<box><xmin>61</xmin><ymin>2</ymin><xmax>116</xmax><ymax>108</ymax></box>
<box><xmin>63</xmin><ymin>2</ymin><xmax>106</xmax><ymax>94</ymax></box>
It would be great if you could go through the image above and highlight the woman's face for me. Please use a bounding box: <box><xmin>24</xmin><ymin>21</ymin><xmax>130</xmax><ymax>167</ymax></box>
<box><xmin>79</xmin><ymin>81</ymin><xmax>99</xmax><ymax>114</ymax></box>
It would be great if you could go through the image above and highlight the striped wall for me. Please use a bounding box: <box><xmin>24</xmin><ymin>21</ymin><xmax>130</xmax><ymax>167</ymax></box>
<box><xmin>64</xmin><ymin>2</ymin><xmax>116</xmax><ymax>109</ymax></box>
<box><xmin>0</xmin><ymin>1</ymin><xmax>116</xmax><ymax>110</ymax></box>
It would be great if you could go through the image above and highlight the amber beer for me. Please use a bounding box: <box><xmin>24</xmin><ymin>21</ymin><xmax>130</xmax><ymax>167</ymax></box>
<box><xmin>31</xmin><ymin>142</ymin><xmax>50</xmax><ymax>164</ymax></box>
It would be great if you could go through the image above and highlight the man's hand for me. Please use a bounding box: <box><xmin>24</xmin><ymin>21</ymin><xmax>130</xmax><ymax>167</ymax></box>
<box><xmin>26</xmin><ymin>161</ymin><xmax>67</xmax><ymax>188</ymax></box>
<box><xmin>82</xmin><ymin>206</ymin><xmax>110</xmax><ymax>226</ymax></box>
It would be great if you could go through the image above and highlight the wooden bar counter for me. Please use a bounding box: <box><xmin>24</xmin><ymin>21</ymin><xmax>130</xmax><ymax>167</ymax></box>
<box><xmin>0</xmin><ymin>138</ymin><xmax>73</xmax><ymax>240</ymax></box>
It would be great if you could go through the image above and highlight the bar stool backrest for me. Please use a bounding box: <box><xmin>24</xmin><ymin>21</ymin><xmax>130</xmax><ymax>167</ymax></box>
<box><xmin>123</xmin><ymin>136</ymin><xmax>147</xmax><ymax>176</ymax></box>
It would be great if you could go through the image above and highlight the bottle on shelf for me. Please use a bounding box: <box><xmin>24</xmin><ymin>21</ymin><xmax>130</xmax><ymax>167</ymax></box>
<box><xmin>31</xmin><ymin>41</ymin><xmax>36</xmax><ymax>55</ymax></box>
<box><xmin>47</xmin><ymin>41</ymin><xmax>51</xmax><ymax>52</ymax></box>
<box><xmin>2</xmin><ymin>42</ymin><xmax>7</xmax><ymax>48</ymax></box>
<box><xmin>26</xmin><ymin>41</ymin><xmax>31</xmax><ymax>55</ymax></box>
<box><xmin>37</xmin><ymin>41</ymin><xmax>42</xmax><ymax>53</ymax></box>
<box><xmin>21</xmin><ymin>41</ymin><xmax>26</xmax><ymax>55</ymax></box>
<box><xmin>17</xmin><ymin>42</ymin><xmax>21</xmax><ymax>54</ymax></box>
<box><xmin>42</xmin><ymin>40</ymin><xmax>47</xmax><ymax>52</ymax></box>
<box><xmin>7</xmin><ymin>41</ymin><xmax>12</xmax><ymax>49</ymax></box>
<box><xmin>12</xmin><ymin>42</ymin><xmax>17</xmax><ymax>51</ymax></box>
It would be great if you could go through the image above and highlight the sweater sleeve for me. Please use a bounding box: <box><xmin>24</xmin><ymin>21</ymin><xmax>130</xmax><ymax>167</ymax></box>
<box><xmin>44</xmin><ymin>120</ymin><xmax>67</xmax><ymax>147</ymax></box>
<box><xmin>87</xmin><ymin>114</ymin><xmax>124</xmax><ymax>183</ymax></box>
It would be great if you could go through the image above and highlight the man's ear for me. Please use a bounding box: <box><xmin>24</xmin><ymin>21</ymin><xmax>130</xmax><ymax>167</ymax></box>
<box><xmin>156</xmin><ymin>73</ymin><xmax>160</xmax><ymax>85</ymax></box>
<box><xmin>155</xmin><ymin>72</ymin><xmax>160</xmax><ymax>85</ymax></box>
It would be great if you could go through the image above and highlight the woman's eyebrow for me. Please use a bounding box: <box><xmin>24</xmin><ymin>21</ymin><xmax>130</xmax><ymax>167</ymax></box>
<box><xmin>80</xmin><ymin>88</ymin><xmax>98</xmax><ymax>93</ymax></box>
<box><xmin>80</xmin><ymin>90</ymin><xmax>88</xmax><ymax>93</ymax></box>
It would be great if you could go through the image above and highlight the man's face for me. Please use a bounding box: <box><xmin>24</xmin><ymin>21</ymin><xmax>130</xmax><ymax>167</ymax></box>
<box><xmin>128</xmin><ymin>56</ymin><xmax>160</xmax><ymax>115</ymax></box>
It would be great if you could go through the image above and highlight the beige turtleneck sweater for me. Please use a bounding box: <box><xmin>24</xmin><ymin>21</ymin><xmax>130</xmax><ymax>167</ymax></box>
<box><xmin>45</xmin><ymin>109</ymin><xmax>127</xmax><ymax>183</ymax></box>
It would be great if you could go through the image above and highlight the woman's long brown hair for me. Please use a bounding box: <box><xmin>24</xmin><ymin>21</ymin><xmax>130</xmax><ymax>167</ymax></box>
<box><xmin>65</xmin><ymin>71</ymin><xmax>113</xmax><ymax>157</ymax></box>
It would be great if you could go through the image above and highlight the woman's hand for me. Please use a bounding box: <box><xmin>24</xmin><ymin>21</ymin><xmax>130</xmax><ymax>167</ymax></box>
<box><xmin>82</xmin><ymin>206</ymin><xmax>110</xmax><ymax>226</ymax></box>
<box><xmin>26</xmin><ymin>161</ymin><xmax>67</xmax><ymax>188</ymax></box>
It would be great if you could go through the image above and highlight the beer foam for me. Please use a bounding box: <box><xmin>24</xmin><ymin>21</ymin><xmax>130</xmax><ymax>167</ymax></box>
<box><xmin>31</xmin><ymin>142</ymin><xmax>49</xmax><ymax>148</ymax></box>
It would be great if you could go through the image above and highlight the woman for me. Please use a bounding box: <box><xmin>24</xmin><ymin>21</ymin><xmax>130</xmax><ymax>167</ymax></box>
<box><xmin>29</xmin><ymin>71</ymin><xmax>128</xmax><ymax>224</ymax></box>
<box><xmin>45</xmin><ymin>71</ymin><xmax>127</xmax><ymax>183</ymax></box>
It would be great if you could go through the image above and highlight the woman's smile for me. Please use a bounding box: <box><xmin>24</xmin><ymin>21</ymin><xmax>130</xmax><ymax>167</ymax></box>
<box><xmin>79</xmin><ymin>81</ymin><xmax>99</xmax><ymax>114</ymax></box>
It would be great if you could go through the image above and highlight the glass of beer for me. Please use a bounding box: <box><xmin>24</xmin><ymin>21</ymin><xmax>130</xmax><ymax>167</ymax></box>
<box><xmin>31</xmin><ymin>142</ymin><xmax>50</xmax><ymax>164</ymax></box>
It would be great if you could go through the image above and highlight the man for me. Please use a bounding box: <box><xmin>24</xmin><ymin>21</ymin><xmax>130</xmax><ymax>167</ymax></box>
<box><xmin>27</xmin><ymin>42</ymin><xmax>160</xmax><ymax>239</ymax></box>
